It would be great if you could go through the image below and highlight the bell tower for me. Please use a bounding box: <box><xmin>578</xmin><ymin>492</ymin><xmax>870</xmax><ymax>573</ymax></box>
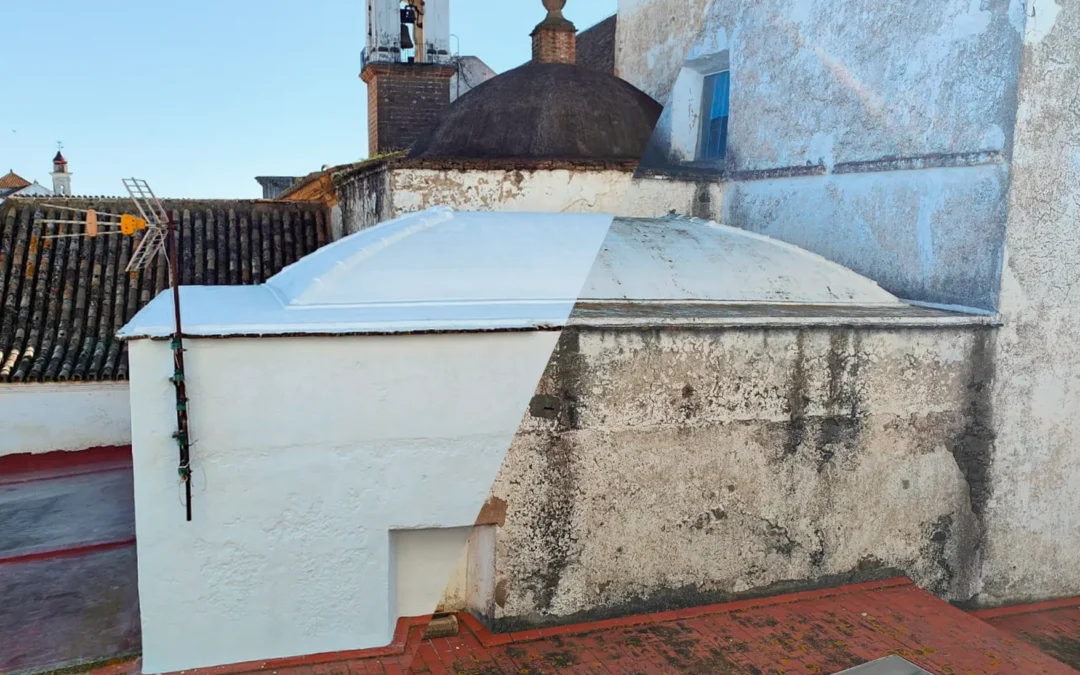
<box><xmin>50</xmin><ymin>146</ymin><xmax>72</xmax><ymax>197</ymax></box>
<box><xmin>362</xmin><ymin>1</ymin><xmax>455</xmax><ymax>156</ymax></box>
<box><xmin>365</xmin><ymin>0</ymin><xmax>450</xmax><ymax>66</ymax></box>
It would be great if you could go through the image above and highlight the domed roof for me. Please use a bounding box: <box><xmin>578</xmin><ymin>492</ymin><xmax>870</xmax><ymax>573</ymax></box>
<box><xmin>120</xmin><ymin>208</ymin><xmax>905</xmax><ymax>340</ymax></box>
<box><xmin>407</xmin><ymin>62</ymin><xmax>662</xmax><ymax>161</ymax></box>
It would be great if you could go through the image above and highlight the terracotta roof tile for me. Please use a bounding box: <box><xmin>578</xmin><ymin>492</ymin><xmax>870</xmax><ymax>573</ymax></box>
<box><xmin>0</xmin><ymin>171</ymin><xmax>32</xmax><ymax>191</ymax></box>
<box><xmin>0</xmin><ymin>197</ymin><xmax>330</xmax><ymax>383</ymax></box>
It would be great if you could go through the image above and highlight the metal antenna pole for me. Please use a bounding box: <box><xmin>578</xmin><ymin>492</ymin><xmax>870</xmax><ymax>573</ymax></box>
<box><xmin>166</xmin><ymin>213</ymin><xmax>193</xmax><ymax>521</ymax></box>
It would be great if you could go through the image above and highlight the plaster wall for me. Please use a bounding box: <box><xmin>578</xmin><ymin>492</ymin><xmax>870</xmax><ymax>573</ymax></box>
<box><xmin>329</xmin><ymin>204</ymin><xmax>343</xmax><ymax>241</ymax></box>
<box><xmin>339</xmin><ymin>165</ymin><xmax>392</xmax><ymax>235</ymax></box>
<box><xmin>127</xmin><ymin>331</ymin><xmax>561</xmax><ymax>673</ymax></box>
<box><xmin>392</xmin><ymin>527</ymin><xmax>471</xmax><ymax>617</ymax></box>
<box><xmin>981</xmin><ymin>0</ymin><xmax>1080</xmax><ymax>606</ymax></box>
<box><xmin>339</xmin><ymin>169</ymin><xmax>714</xmax><ymax>234</ymax></box>
<box><xmin>614</xmin><ymin>0</ymin><xmax>712</xmax><ymax>103</ymax></box>
<box><xmin>618</xmin><ymin>0</ymin><xmax>1024</xmax><ymax>165</ymax></box>
<box><xmin>0</xmin><ymin>383</ymin><xmax>131</xmax><ymax>457</ymax></box>
<box><xmin>618</xmin><ymin>0</ymin><xmax>1025</xmax><ymax>311</ymax></box>
<box><xmin>486</xmin><ymin>324</ymin><xmax>995</xmax><ymax>629</ymax></box>
<box><xmin>390</xmin><ymin>169</ymin><xmax>633</xmax><ymax>216</ymax></box>
<box><xmin>621</xmin><ymin>175</ymin><xmax>723</xmax><ymax>220</ymax></box>
<box><xmin>722</xmin><ymin>165</ymin><xmax>1009</xmax><ymax>310</ymax></box>
<box><xmin>451</xmin><ymin>56</ymin><xmax>497</xmax><ymax>102</ymax></box>
<box><xmin>337</xmin><ymin>169</ymin><xmax>708</xmax><ymax>222</ymax></box>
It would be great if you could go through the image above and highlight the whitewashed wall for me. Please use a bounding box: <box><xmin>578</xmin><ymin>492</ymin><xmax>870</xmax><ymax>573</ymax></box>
<box><xmin>984</xmin><ymin>0</ymin><xmax>1080</xmax><ymax>607</ymax></box>
<box><xmin>616</xmin><ymin>0</ymin><xmax>1024</xmax><ymax>311</ymax></box>
<box><xmin>390</xmin><ymin>169</ymin><xmax>633</xmax><ymax>215</ymax></box>
<box><xmin>389</xmin><ymin>169</ymin><xmax>707</xmax><ymax>222</ymax></box>
<box><xmin>127</xmin><ymin>331</ymin><xmax>562</xmax><ymax>673</ymax></box>
<box><xmin>0</xmin><ymin>383</ymin><xmax>131</xmax><ymax>457</ymax></box>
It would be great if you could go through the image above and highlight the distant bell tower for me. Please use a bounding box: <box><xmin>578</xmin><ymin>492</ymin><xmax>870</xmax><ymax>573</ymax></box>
<box><xmin>50</xmin><ymin>148</ymin><xmax>72</xmax><ymax>196</ymax></box>
<box><xmin>361</xmin><ymin>0</ymin><xmax>455</xmax><ymax>156</ymax></box>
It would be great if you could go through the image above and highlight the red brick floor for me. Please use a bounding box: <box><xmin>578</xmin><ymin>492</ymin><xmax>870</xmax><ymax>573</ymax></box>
<box><xmin>88</xmin><ymin>578</ymin><xmax>1080</xmax><ymax>675</ymax></box>
<box><xmin>975</xmin><ymin>598</ymin><xmax>1080</xmax><ymax>672</ymax></box>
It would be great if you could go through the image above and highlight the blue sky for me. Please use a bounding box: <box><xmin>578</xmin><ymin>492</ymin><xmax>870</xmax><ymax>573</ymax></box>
<box><xmin>1</xmin><ymin>1</ymin><xmax>616</xmax><ymax>199</ymax></box>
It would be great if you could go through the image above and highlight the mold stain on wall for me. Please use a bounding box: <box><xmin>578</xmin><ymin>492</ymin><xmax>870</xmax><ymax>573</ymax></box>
<box><xmin>487</xmin><ymin>324</ymin><xmax>992</xmax><ymax>630</ymax></box>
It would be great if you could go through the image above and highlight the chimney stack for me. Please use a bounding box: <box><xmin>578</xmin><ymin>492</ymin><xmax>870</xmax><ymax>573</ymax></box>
<box><xmin>531</xmin><ymin>0</ymin><xmax>576</xmax><ymax>65</ymax></box>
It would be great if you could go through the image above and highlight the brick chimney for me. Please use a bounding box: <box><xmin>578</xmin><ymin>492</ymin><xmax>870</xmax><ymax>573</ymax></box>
<box><xmin>531</xmin><ymin>0</ymin><xmax>576</xmax><ymax>64</ymax></box>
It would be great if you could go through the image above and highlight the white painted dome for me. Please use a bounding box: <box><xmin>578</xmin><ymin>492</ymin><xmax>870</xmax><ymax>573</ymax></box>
<box><xmin>266</xmin><ymin>207</ymin><xmax>612</xmax><ymax>307</ymax></box>
<box><xmin>119</xmin><ymin>207</ymin><xmax>900</xmax><ymax>339</ymax></box>
<box><xmin>580</xmin><ymin>217</ymin><xmax>901</xmax><ymax>305</ymax></box>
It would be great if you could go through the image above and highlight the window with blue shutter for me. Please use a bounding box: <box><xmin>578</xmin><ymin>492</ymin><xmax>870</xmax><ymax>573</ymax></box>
<box><xmin>698</xmin><ymin>70</ymin><xmax>730</xmax><ymax>161</ymax></box>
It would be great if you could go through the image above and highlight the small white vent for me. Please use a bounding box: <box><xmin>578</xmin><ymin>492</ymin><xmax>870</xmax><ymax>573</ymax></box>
<box><xmin>834</xmin><ymin>655</ymin><xmax>935</xmax><ymax>674</ymax></box>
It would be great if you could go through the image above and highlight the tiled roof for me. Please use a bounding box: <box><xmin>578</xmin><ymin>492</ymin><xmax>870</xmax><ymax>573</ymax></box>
<box><xmin>0</xmin><ymin>171</ymin><xmax>31</xmax><ymax>191</ymax></box>
<box><xmin>576</xmin><ymin>14</ymin><xmax>616</xmax><ymax>74</ymax></box>
<box><xmin>69</xmin><ymin>578</ymin><xmax>1080</xmax><ymax>674</ymax></box>
<box><xmin>0</xmin><ymin>197</ymin><xmax>330</xmax><ymax>383</ymax></box>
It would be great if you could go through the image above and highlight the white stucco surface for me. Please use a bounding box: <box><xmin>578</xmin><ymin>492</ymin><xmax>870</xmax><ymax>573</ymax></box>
<box><xmin>390</xmin><ymin>169</ymin><xmax>635</xmax><ymax>216</ymax></box>
<box><xmin>123</xmin><ymin>207</ymin><xmax>634</xmax><ymax>672</ymax></box>
<box><xmin>0</xmin><ymin>383</ymin><xmax>131</xmax><ymax>457</ymax></box>
<box><xmin>121</xmin><ymin>210</ymin><xmax>903</xmax><ymax>342</ymax></box>
<box><xmin>450</xmin><ymin>56</ymin><xmax>497</xmax><ymax>101</ymax></box>
<box><xmin>615</xmin><ymin>0</ymin><xmax>1024</xmax><ymax>312</ymax></box>
<box><xmin>128</xmin><ymin>331</ymin><xmax>563</xmax><ymax>673</ymax></box>
<box><xmin>982</xmin><ymin>0</ymin><xmax>1080</xmax><ymax>605</ymax></box>
<box><xmin>120</xmin><ymin>208</ymin><xmax>614</xmax><ymax>338</ymax></box>
<box><xmin>392</xmin><ymin>527</ymin><xmax>471</xmax><ymax>617</ymax></box>
<box><xmin>579</xmin><ymin>218</ymin><xmax>901</xmax><ymax>304</ymax></box>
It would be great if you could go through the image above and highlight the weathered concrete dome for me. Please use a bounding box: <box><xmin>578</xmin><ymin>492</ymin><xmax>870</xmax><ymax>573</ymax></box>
<box><xmin>407</xmin><ymin>62</ymin><xmax>662</xmax><ymax>161</ymax></box>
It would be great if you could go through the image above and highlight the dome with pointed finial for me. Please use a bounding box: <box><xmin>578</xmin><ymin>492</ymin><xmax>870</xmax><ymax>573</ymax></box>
<box><xmin>407</xmin><ymin>1</ymin><xmax>660</xmax><ymax>162</ymax></box>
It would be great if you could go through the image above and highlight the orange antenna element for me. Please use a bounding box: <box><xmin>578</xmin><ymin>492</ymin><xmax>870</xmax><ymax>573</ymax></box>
<box><xmin>119</xmin><ymin>213</ymin><xmax>146</xmax><ymax>235</ymax></box>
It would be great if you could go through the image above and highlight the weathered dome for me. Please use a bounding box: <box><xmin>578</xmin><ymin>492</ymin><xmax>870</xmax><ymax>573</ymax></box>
<box><xmin>407</xmin><ymin>62</ymin><xmax>662</xmax><ymax>161</ymax></box>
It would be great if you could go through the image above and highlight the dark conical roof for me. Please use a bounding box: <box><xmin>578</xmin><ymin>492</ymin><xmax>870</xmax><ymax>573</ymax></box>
<box><xmin>408</xmin><ymin>62</ymin><xmax>662</xmax><ymax>161</ymax></box>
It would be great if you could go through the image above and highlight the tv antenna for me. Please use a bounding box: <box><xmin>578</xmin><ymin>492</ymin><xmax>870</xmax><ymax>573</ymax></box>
<box><xmin>39</xmin><ymin>179</ymin><xmax>194</xmax><ymax>521</ymax></box>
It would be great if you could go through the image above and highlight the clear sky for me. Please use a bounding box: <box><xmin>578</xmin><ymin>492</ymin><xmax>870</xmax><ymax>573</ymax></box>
<box><xmin>1</xmin><ymin>1</ymin><xmax>616</xmax><ymax>199</ymax></box>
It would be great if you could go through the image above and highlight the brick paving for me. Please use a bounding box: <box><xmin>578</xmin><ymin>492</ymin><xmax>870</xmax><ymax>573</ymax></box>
<box><xmin>84</xmin><ymin>578</ymin><xmax>1080</xmax><ymax>675</ymax></box>
<box><xmin>977</xmin><ymin>598</ymin><xmax>1080</xmax><ymax>671</ymax></box>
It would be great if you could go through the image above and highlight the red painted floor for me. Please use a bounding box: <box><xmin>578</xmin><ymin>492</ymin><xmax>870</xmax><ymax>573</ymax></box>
<box><xmin>1</xmin><ymin>447</ymin><xmax>140</xmax><ymax>674</ymax></box>
<box><xmin>977</xmin><ymin>599</ymin><xmax>1080</xmax><ymax>671</ymax></box>
<box><xmin>87</xmin><ymin>579</ymin><xmax>1080</xmax><ymax>675</ymax></box>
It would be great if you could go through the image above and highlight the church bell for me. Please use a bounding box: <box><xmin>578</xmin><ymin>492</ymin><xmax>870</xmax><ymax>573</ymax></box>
<box><xmin>400</xmin><ymin>4</ymin><xmax>417</xmax><ymax>50</ymax></box>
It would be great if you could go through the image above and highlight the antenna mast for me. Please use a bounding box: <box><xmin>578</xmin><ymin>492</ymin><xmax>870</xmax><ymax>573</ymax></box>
<box><xmin>41</xmin><ymin>179</ymin><xmax>194</xmax><ymax>521</ymax></box>
<box><xmin>123</xmin><ymin>178</ymin><xmax>193</xmax><ymax>522</ymax></box>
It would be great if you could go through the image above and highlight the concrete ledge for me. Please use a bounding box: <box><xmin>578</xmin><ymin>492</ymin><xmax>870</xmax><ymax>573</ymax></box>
<box><xmin>568</xmin><ymin>301</ymin><xmax>1002</xmax><ymax>329</ymax></box>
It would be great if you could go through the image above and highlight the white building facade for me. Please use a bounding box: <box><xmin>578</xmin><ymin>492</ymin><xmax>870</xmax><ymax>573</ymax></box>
<box><xmin>614</xmin><ymin>0</ymin><xmax>1080</xmax><ymax>609</ymax></box>
<box><xmin>119</xmin><ymin>209</ymin><xmax>614</xmax><ymax>673</ymax></box>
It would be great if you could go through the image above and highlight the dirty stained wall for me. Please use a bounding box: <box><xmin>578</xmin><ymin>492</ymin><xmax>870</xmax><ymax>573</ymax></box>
<box><xmin>485</xmin><ymin>324</ymin><xmax>995</xmax><ymax>629</ymax></box>
<box><xmin>981</xmin><ymin>0</ymin><xmax>1080</xmax><ymax>606</ymax></box>
<box><xmin>616</xmin><ymin>0</ymin><xmax>1026</xmax><ymax>311</ymax></box>
<box><xmin>338</xmin><ymin>164</ymin><xmax>392</xmax><ymax>235</ymax></box>
<box><xmin>339</xmin><ymin>167</ymin><xmax>711</xmax><ymax>235</ymax></box>
<box><xmin>391</xmin><ymin>169</ymin><xmax>632</xmax><ymax>216</ymax></box>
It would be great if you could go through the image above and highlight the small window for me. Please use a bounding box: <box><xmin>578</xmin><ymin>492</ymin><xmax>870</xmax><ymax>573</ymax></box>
<box><xmin>698</xmin><ymin>70</ymin><xmax>730</xmax><ymax>161</ymax></box>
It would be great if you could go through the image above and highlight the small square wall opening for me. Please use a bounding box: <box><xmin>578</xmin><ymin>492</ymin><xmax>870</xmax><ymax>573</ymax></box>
<box><xmin>389</xmin><ymin>526</ymin><xmax>472</xmax><ymax>619</ymax></box>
